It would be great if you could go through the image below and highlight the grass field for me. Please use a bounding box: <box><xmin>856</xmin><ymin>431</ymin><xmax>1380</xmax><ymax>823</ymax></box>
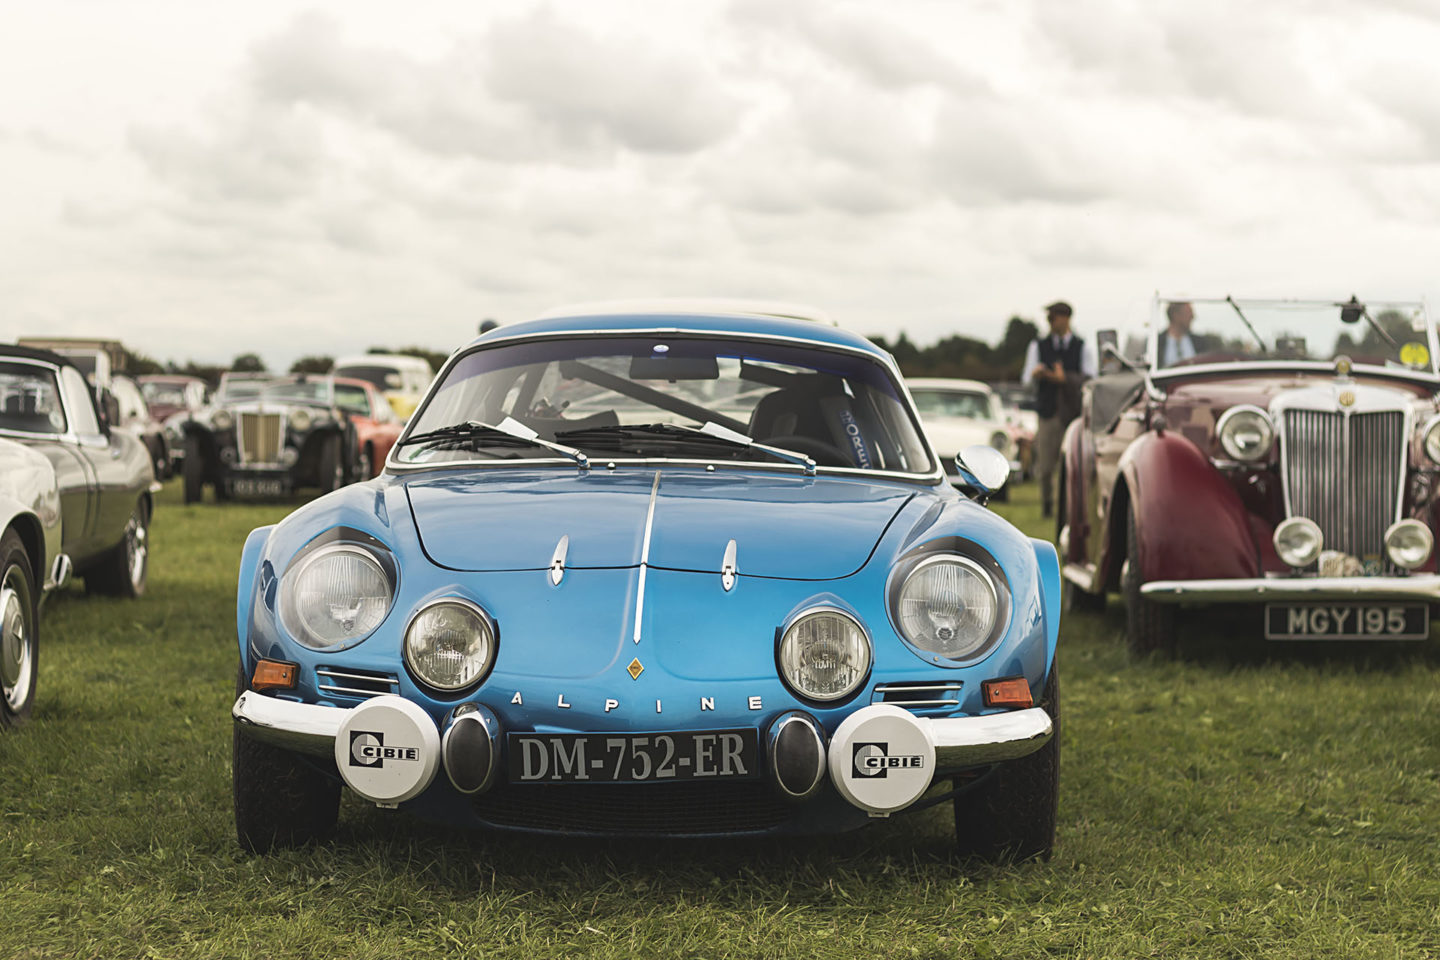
<box><xmin>2</xmin><ymin>479</ymin><xmax>1439</xmax><ymax>959</ymax></box>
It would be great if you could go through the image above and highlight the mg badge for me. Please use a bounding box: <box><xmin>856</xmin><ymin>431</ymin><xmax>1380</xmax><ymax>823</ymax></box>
<box><xmin>627</xmin><ymin>657</ymin><xmax>644</xmax><ymax>680</ymax></box>
<box><xmin>1338</xmin><ymin>390</ymin><xmax>1355</xmax><ymax>408</ymax></box>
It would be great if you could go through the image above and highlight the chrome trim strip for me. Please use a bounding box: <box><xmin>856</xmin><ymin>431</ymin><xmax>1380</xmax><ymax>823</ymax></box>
<box><xmin>1140</xmin><ymin>575</ymin><xmax>1440</xmax><ymax>603</ymax></box>
<box><xmin>920</xmin><ymin>707</ymin><xmax>1053</xmax><ymax>768</ymax></box>
<box><xmin>549</xmin><ymin>534</ymin><xmax>570</xmax><ymax>586</ymax></box>
<box><xmin>633</xmin><ymin>472</ymin><xmax>661</xmax><ymax>644</ymax></box>
<box><xmin>232</xmin><ymin>691</ymin><xmax>347</xmax><ymax>757</ymax></box>
<box><xmin>767</xmin><ymin>712</ymin><xmax>827</xmax><ymax>800</ymax></box>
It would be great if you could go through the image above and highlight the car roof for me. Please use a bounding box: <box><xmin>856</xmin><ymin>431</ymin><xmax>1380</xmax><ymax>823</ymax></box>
<box><xmin>467</xmin><ymin>308</ymin><xmax>888</xmax><ymax>361</ymax></box>
<box><xmin>0</xmin><ymin>344</ymin><xmax>81</xmax><ymax>371</ymax></box>
<box><xmin>906</xmin><ymin>377</ymin><xmax>994</xmax><ymax>394</ymax></box>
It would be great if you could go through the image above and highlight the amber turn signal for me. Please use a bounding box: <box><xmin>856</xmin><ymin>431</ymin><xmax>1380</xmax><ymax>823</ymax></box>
<box><xmin>982</xmin><ymin>676</ymin><xmax>1033</xmax><ymax>709</ymax></box>
<box><xmin>251</xmin><ymin>659</ymin><xmax>298</xmax><ymax>691</ymax></box>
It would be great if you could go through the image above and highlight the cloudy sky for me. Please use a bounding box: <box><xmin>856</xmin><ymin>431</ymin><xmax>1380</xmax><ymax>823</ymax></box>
<box><xmin>3</xmin><ymin>0</ymin><xmax>1440</xmax><ymax>372</ymax></box>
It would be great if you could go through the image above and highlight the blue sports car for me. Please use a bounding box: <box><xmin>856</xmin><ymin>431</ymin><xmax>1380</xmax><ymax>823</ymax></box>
<box><xmin>231</xmin><ymin>304</ymin><xmax>1062</xmax><ymax>859</ymax></box>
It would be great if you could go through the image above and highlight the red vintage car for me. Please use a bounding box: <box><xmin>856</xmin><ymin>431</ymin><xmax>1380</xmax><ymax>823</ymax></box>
<box><xmin>332</xmin><ymin>376</ymin><xmax>402</xmax><ymax>477</ymax></box>
<box><xmin>1058</xmin><ymin>296</ymin><xmax>1440</xmax><ymax>653</ymax></box>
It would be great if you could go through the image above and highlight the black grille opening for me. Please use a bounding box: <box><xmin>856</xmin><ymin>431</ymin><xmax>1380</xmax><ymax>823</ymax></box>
<box><xmin>871</xmin><ymin>682</ymin><xmax>962</xmax><ymax>710</ymax></box>
<box><xmin>315</xmin><ymin>666</ymin><xmax>399</xmax><ymax>699</ymax></box>
<box><xmin>472</xmin><ymin>780</ymin><xmax>794</xmax><ymax>836</ymax></box>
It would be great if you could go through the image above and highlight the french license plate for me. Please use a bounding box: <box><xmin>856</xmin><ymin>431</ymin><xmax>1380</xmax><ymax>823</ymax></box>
<box><xmin>507</xmin><ymin>730</ymin><xmax>759</xmax><ymax>783</ymax></box>
<box><xmin>230</xmin><ymin>476</ymin><xmax>286</xmax><ymax>497</ymax></box>
<box><xmin>1265</xmin><ymin>603</ymin><xmax>1429</xmax><ymax>640</ymax></box>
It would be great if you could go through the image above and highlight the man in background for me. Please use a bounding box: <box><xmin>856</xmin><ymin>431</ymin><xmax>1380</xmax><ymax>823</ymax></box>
<box><xmin>1157</xmin><ymin>301</ymin><xmax>1197</xmax><ymax>367</ymax></box>
<box><xmin>1022</xmin><ymin>301</ymin><xmax>1097</xmax><ymax>518</ymax></box>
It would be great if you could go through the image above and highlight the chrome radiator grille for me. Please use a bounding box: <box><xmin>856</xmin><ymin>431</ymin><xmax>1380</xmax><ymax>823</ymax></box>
<box><xmin>1281</xmin><ymin>409</ymin><xmax>1404</xmax><ymax>558</ymax></box>
<box><xmin>237</xmin><ymin>412</ymin><xmax>283</xmax><ymax>464</ymax></box>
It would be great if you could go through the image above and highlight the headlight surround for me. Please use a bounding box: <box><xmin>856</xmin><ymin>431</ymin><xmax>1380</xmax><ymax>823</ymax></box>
<box><xmin>893</xmin><ymin>554</ymin><xmax>1005</xmax><ymax>662</ymax></box>
<box><xmin>1384</xmin><ymin>520</ymin><xmax>1433</xmax><ymax>571</ymax></box>
<box><xmin>279</xmin><ymin>543</ymin><xmax>394</xmax><ymax>649</ymax></box>
<box><xmin>211</xmin><ymin>409</ymin><xmax>234</xmax><ymax>431</ymax></box>
<box><xmin>404</xmin><ymin>599</ymin><xmax>496</xmax><ymax>692</ymax></box>
<box><xmin>777</xmin><ymin>608</ymin><xmax>871</xmax><ymax>703</ymax></box>
<box><xmin>288</xmin><ymin>408</ymin><xmax>312</xmax><ymax>432</ymax></box>
<box><xmin>1216</xmin><ymin>405</ymin><xmax>1274</xmax><ymax>462</ymax></box>
<box><xmin>1422</xmin><ymin>416</ymin><xmax>1440</xmax><ymax>465</ymax></box>
<box><xmin>1273</xmin><ymin>517</ymin><xmax>1323</xmax><ymax>568</ymax></box>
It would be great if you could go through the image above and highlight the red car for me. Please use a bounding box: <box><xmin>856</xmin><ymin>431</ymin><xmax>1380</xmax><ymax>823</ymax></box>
<box><xmin>1059</xmin><ymin>296</ymin><xmax>1440</xmax><ymax>653</ymax></box>
<box><xmin>332</xmin><ymin>376</ymin><xmax>402</xmax><ymax>477</ymax></box>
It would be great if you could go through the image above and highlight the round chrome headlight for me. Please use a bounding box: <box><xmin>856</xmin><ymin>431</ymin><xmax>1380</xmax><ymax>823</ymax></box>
<box><xmin>1273</xmin><ymin>517</ymin><xmax>1323</xmax><ymax>568</ymax></box>
<box><xmin>989</xmin><ymin>431</ymin><xmax>1009</xmax><ymax>452</ymax></box>
<box><xmin>404</xmin><ymin>599</ymin><xmax>495</xmax><ymax>691</ymax></box>
<box><xmin>895</xmin><ymin>555</ymin><xmax>1003</xmax><ymax>661</ymax></box>
<box><xmin>778</xmin><ymin>609</ymin><xmax>870</xmax><ymax>702</ymax></box>
<box><xmin>1217</xmin><ymin>406</ymin><xmax>1274</xmax><ymax>461</ymax></box>
<box><xmin>280</xmin><ymin>544</ymin><xmax>393</xmax><ymax>649</ymax></box>
<box><xmin>1423</xmin><ymin>417</ymin><xmax>1440</xmax><ymax>465</ymax></box>
<box><xmin>211</xmin><ymin>409</ymin><xmax>234</xmax><ymax>431</ymax></box>
<box><xmin>1384</xmin><ymin>520</ymin><xmax>1433</xmax><ymax>571</ymax></box>
<box><xmin>288</xmin><ymin>408</ymin><xmax>312</xmax><ymax>431</ymax></box>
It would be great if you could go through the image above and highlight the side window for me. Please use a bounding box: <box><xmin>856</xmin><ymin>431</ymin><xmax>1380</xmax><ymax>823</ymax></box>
<box><xmin>59</xmin><ymin>366</ymin><xmax>102</xmax><ymax>436</ymax></box>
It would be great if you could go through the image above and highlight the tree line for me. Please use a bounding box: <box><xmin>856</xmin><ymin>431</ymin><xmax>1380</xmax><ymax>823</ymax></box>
<box><xmin>869</xmin><ymin>317</ymin><xmax>1039</xmax><ymax>382</ymax></box>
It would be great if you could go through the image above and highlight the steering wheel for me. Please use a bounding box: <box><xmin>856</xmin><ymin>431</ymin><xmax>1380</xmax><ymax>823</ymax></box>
<box><xmin>761</xmin><ymin>434</ymin><xmax>854</xmax><ymax>467</ymax></box>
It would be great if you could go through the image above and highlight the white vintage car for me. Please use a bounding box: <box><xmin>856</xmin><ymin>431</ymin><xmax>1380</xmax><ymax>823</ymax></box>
<box><xmin>907</xmin><ymin>378</ymin><xmax>1021</xmax><ymax>497</ymax></box>
<box><xmin>0</xmin><ymin>436</ymin><xmax>64</xmax><ymax>730</ymax></box>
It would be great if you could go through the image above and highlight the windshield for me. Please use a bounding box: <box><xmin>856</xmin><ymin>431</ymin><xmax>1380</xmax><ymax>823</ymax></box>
<box><xmin>0</xmin><ymin>363</ymin><xmax>67</xmax><ymax>434</ymax></box>
<box><xmin>334</xmin><ymin>382</ymin><xmax>371</xmax><ymax>416</ymax></box>
<box><xmin>217</xmin><ymin>378</ymin><xmax>266</xmax><ymax>403</ymax></box>
<box><xmin>1142</xmin><ymin>298</ymin><xmax>1436</xmax><ymax>374</ymax></box>
<box><xmin>141</xmin><ymin>380</ymin><xmax>188</xmax><ymax>406</ymax></box>
<box><xmin>260</xmin><ymin>378</ymin><xmax>333</xmax><ymax>406</ymax></box>
<box><xmin>334</xmin><ymin>364</ymin><xmax>398</xmax><ymax>391</ymax></box>
<box><xmin>398</xmin><ymin>335</ymin><xmax>933</xmax><ymax>474</ymax></box>
<box><xmin>911</xmin><ymin>388</ymin><xmax>995</xmax><ymax>421</ymax></box>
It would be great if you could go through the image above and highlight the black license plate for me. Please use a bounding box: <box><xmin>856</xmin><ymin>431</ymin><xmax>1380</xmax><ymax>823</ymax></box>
<box><xmin>1265</xmin><ymin>602</ymin><xmax>1429</xmax><ymax>640</ymax></box>
<box><xmin>230</xmin><ymin>476</ymin><xmax>287</xmax><ymax>497</ymax></box>
<box><xmin>508</xmin><ymin>730</ymin><xmax>759</xmax><ymax>783</ymax></box>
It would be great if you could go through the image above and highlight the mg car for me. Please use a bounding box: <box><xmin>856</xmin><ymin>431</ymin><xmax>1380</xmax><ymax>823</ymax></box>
<box><xmin>1059</xmin><ymin>296</ymin><xmax>1440</xmax><ymax>653</ymax></box>
<box><xmin>231</xmin><ymin>306</ymin><xmax>1061</xmax><ymax>859</ymax></box>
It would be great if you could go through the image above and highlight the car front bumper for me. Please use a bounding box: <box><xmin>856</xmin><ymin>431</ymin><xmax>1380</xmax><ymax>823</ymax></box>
<box><xmin>1140</xmin><ymin>574</ymin><xmax>1440</xmax><ymax>604</ymax></box>
<box><xmin>233</xmin><ymin>691</ymin><xmax>1053</xmax><ymax>816</ymax></box>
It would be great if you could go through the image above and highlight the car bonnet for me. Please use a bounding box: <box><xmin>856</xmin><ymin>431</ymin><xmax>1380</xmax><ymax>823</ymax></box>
<box><xmin>403</xmin><ymin>467</ymin><xmax>916</xmax><ymax>579</ymax></box>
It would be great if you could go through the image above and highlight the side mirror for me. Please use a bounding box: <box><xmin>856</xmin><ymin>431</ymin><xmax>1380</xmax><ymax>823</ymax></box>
<box><xmin>955</xmin><ymin>445</ymin><xmax>1009</xmax><ymax>499</ymax></box>
<box><xmin>98</xmin><ymin>389</ymin><xmax>121</xmax><ymax>432</ymax></box>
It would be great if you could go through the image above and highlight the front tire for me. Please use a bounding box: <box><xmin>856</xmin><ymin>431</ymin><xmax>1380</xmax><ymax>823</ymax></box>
<box><xmin>232</xmin><ymin>667</ymin><xmax>340</xmax><ymax>853</ymax></box>
<box><xmin>85</xmin><ymin>500</ymin><xmax>149</xmax><ymax>598</ymax></box>
<box><xmin>0</xmin><ymin>530</ymin><xmax>38</xmax><ymax>730</ymax></box>
<box><xmin>1122</xmin><ymin>503</ymin><xmax>1174</xmax><ymax>656</ymax></box>
<box><xmin>952</xmin><ymin>668</ymin><xmax>1059</xmax><ymax>863</ymax></box>
<box><xmin>318</xmin><ymin>434</ymin><xmax>344</xmax><ymax>493</ymax></box>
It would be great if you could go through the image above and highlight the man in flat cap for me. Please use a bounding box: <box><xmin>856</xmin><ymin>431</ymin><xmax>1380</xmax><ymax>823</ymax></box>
<box><xmin>1022</xmin><ymin>301</ymin><xmax>1096</xmax><ymax>518</ymax></box>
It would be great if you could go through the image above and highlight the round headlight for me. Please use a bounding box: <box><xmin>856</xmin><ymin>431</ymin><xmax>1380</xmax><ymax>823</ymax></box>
<box><xmin>895</xmin><ymin>555</ymin><xmax>1002</xmax><ymax>660</ymax></box>
<box><xmin>1217</xmin><ymin>406</ymin><xmax>1274</xmax><ymax>462</ymax></box>
<box><xmin>778</xmin><ymin>609</ymin><xmax>870</xmax><ymax>702</ymax></box>
<box><xmin>404</xmin><ymin>600</ymin><xmax>495</xmax><ymax>691</ymax></box>
<box><xmin>211</xmin><ymin>409</ymin><xmax>234</xmax><ymax>431</ymax></box>
<box><xmin>1274</xmin><ymin>517</ymin><xmax>1323</xmax><ymax>568</ymax></box>
<box><xmin>288</xmin><ymin>408</ymin><xmax>312</xmax><ymax>431</ymax></box>
<box><xmin>280</xmin><ymin>544</ymin><xmax>393</xmax><ymax>649</ymax></box>
<box><xmin>1423</xmin><ymin>418</ymin><xmax>1440</xmax><ymax>465</ymax></box>
<box><xmin>989</xmin><ymin>431</ymin><xmax>1010</xmax><ymax>452</ymax></box>
<box><xmin>1385</xmin><ymin>520</ymin><xmax>1433</xmax><ymax>571</ymax></box>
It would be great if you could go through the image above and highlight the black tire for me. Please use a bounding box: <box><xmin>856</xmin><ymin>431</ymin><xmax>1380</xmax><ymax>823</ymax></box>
<box><xmin>232</xmin><ymin>667</ymin><xmax>340</xmax><ymax>853</ymax></box>
<box><xmin>953</xmin><ymin>667</ymin><xmax>1059</xmax><ymax>863</ymax></box>
<box><xmin>0</xmin><ymin>530</ymin><xmax>38</xmax><ymax>731</ymax></box>
<box><xmin>1061</xmin><ymin>575</ymin><xmax>1106</xmax><ymax>614</ymax></box>
<box><xmin>1122</xmin><ymin>503</ymin><xmax>1175</xmax><ymax>656</ymax></box>
<box><xmin>318</xmin><ymin>433</ymin><xmax>344</xmax><ymax>493</ymax></box>
<box><xmin>85</xmin><ymin>500</ymin><xmax>149</xmax><ymax>599</ymax></box>
<box><xmin>183</xmin><ymin>435</ymin><xmax>204</xmax><ymax>504</ymax></box>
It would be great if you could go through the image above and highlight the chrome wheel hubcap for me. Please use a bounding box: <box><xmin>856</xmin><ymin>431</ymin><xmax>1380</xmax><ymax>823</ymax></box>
<box><xmin>1</xmin><ymin>575</ymin><xmax>32</xmax><ymax>710</ymax></box>
<box><xmin>127</xmin><ymin>515</ymin><xmax>148</xmax><ymax>590</ymax></box>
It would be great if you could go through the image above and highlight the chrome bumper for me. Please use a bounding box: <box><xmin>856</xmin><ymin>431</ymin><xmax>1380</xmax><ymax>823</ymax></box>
<box><xmin>1140</xmin><ymin>575</ymin><xmax>1440</xmax><ymax>604</ymax></box>
<box><xmin>233</xmin><ymin>692</ymin><xmax>1053</xmax><ymax>770</ymax></box>
<box><xmin>233</xmin><ymin>691</ymin><xmax>347</xmax><ymax>757</ymax></box>
<box><xmin>921</xmin><ymin>707</ymin><xmax>1052</xmax><ymax>768</ymax></box>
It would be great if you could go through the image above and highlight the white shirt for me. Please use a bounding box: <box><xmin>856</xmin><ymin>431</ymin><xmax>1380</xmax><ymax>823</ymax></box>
<box><xmin>1159</xmin><ymin>332</ymin><xmax>1196</xmax><ymax>368</ymax></box>
<box><xmin>1021</xmin><ymin>334</ymin><xmax>1099</xmax><ymax>387</ymax></box>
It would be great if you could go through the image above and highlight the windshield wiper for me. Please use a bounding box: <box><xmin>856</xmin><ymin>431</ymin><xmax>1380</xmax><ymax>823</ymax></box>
<box><xmin>399</xmin><ymin>418</ymin><xmax>589</xmax><ymax>468</ymax></box>
<box><xmin>1224</xmin><ymin>296</ymin><xmax>1269</xmax><ymax>354</ymax></box>
<box><xmin>555</xmin><ymin>421</ymin><xmax>816</xmax><ymax>475</ymax></box>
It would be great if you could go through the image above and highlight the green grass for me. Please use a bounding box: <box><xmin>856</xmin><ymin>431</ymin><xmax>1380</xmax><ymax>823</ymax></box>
<box><xmin>2</xmin><ymin>481</ymin><xmax>1439</xmax><ymax>958</ymax></box>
